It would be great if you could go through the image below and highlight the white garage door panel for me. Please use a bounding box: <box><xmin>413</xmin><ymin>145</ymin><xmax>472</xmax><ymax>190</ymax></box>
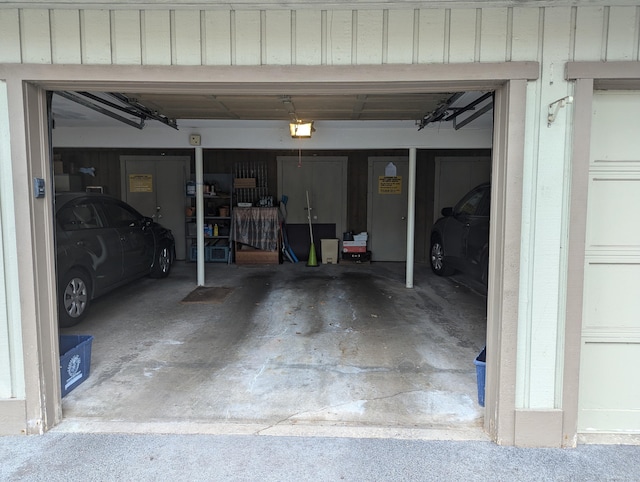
<box><xmin>586</xmin><ymin>177</ymin><xmax>640</xmax><ymax>249</ymax></box>
<box><xmin>590</xmin><ymin>93</ymin><xmax>640</xmax><ymax>160</ymax></box>
<box><xmin>579</xmin><ymin>342</ymin><xmax>640</xmax><ymax>432</ymax></box>
<box><xmin>579</xmin><ymin>91</ymin><xmax>640</xmax><ymax>433</ymax></box>
<box><xmin>583</xmin><ymin>262</ymin><xmax>640</xmax><ymax>331</ymax></box>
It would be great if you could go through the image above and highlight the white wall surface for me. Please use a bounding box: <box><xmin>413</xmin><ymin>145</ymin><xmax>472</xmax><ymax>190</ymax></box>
<box><xmin>51</xmin><ymin>120</ymin><xmax>494</xmax><ymax>149</ymax></box>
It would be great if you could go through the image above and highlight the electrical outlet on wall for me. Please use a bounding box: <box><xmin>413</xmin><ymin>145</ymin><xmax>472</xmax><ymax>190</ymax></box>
<box><xmin>189</xmin><ymin>134</ymin><xmax>201</xmax><ymax>146</ymax></box>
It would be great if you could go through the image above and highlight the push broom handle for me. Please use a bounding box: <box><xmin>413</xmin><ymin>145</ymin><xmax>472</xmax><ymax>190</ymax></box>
<box><xmin>306</xmin><ymin>190</ymin><xmax>314</xmax><ymax>244</ymax></box>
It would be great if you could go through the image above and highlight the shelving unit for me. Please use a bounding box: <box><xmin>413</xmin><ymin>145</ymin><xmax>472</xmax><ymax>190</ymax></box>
<box><xmin>185</xmin><ymin>173</ymin><xmax>233</xmax><ymax>263</ymax></box>
<box><xmin>233</xmin><ymin>161</ymin><xmax>273</xmax><ymax>207</ymax></box>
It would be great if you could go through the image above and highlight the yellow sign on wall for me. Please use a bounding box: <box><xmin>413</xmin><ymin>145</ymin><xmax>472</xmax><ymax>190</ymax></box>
<box><xmin>378</xmin><ymin>176</ymin><xmax>402</xmax><ymax>194</ymax></box>
<box><xmin>129</xmin><ymin>174</ymin><xmax>153</xmax><ymax>193</ymax></box>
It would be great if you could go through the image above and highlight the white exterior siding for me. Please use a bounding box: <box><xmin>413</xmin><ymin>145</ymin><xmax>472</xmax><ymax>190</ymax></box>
<box><xmin>0</xmin><ymin>81</ymin><xmax>25</xmax><ymax>400</ymax></box>
<box><xmin>1</xmin><ymin>2</ymin><xmax>640</xmax><ymax>440</ymax></box>
<box><xmin>141</xmin><ymin>10</ymin><xmax>172</xmax><ymax>65</ymax></box>
<box><xmin>3</xmin><ymin>6</ymin><xmax>637</xmax><ymax>67</ymax></box>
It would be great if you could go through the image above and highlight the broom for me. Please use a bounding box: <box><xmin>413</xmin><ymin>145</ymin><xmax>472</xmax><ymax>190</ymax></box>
<box><xmin>306</xmin><ymin>190</ymin><xmax>318</xmax><ymax>267</ymax></box>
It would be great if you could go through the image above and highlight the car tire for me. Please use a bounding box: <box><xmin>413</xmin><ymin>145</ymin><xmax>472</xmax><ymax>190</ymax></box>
<box><xmin>150</xmin><ymin>243</ymin><xmax>172</xmax><ymax>279</ymax></box>
<box><xmin>430</xmin><ymin>235</ymin><xmax>455</xmax><ymax>276</ymax></box>
<box><xmin>59</xmin><ymin>268</ymin><xmax>91</xmax><ymax>327</ymax></box>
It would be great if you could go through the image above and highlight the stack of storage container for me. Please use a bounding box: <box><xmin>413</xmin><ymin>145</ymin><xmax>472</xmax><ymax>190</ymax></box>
<box><xmin>342</xmin><ymin>232</ymin><xmax>371</xmax><ymax>262</ymax></box>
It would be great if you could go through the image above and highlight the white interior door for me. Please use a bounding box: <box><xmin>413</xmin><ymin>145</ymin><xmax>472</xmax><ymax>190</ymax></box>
<box><xmin>120</xmin><ymin>156</ymin><xmax>190</xmax><ymax>260</ymax></box>
<box><xmin>277</xmin><ymin>156</ymin><xmax>347</xmax><ymax>237</ymax></box>
<box><xmin>367</xmin><ymin>157</ymin><xmax>408</xmax><ymax>261</ymax></box>
<box><xmin>578</xmin><ymin>91</ymin><xmax>640</xmax><ymax>432</ymax></box>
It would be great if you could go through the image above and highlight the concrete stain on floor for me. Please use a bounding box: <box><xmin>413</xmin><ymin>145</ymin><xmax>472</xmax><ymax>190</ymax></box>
<box><xmin>59</xmin><ymin>261</ymin><xmax>487</xmax><ymax>437</ymax></box>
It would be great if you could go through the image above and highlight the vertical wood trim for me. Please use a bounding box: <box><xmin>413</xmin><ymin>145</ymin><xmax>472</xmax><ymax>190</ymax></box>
<box><xmin>351</xmin><ymin>10</ymin><xmax>357</xmax><ymax>65</ymax></box>
<box><xmin>634</xmin><ymin>7</ymin><xmax>640</xmax><ymax>61</ymax></box>
<box><xmin>444</xmin><ymin>9</ymin><xmax>451</xmax><ymax>63</ymax></box>
<box><xmin>475</xmin><ymin>9</ymin><xmax>482</xmax><ymax>62</ymax></box>
<box><xmin>261</xmin><ymin>10</ymin><xmax>266</xmax><ymax>65</ymax></box>
<box><xmin>291</xmin><ymin>10</ymin><xmax>296</xmax><ymax>65</ymax></box>
<box><xmin>486</xmin><ymin>79</ymin><xmax>527</xmax><ymax>446</ymax></box>
<box><xmin>412</xmin><ymin>9</ymin><xmax>419</xmax><ymax>64</ymax></box>
<box><xmin>200</xmin><ymin>10</ymin><xmax>206</xmax><ymax>66</ymax></box>
<box><xmin>569</xmin><ymin>7</ymin><xmax>577</xmax><ymax>62</ymax></box>
<box><xmin>506</xmin><ymin>7</ymin><xmax>513</xmax><ymax>62</ymax></box>
<box><xmin>562</xmin><ymin>78</ymin><xmax>594</xmax><ymax>448</ymax></box>
<box><xmin>170</xmin><ymin>10</ymin><xmax>176</xmax><ymax>65</ymax></box>
<box><xmin>9</xmin><ymin>79</ymin><xmax>61</xmax><ymax>433</ymax></box>
<box><xmin>230</xmin><ymin>10</ymin><xmax>236</xmax><ymax>65</ymax></box>
<box><xmin>321</xmin><ymin>10</ymin><xmax>327</xmax><ymax>65</ymax></box>
<box><xmin>602</xmin><ymin>6</ymin><xmax>610</xmax><ymax>61</ymax></box>
<box><xmin>382</xmin><ymin>9</ymin><xmax>388</xmax><ymax>64</ymax></box>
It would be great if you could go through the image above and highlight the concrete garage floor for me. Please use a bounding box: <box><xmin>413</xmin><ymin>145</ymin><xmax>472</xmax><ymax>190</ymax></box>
<box><xmin>57</xmin><ymin>261</ymin><xmax>488</xmax><ymax>440</ymax></box>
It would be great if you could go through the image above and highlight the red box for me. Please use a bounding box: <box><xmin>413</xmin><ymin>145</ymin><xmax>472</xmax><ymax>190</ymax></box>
<box><xmin>343</xmin><ymin>245</ymin><xmax>367</xmax><ymax>253</ymax></box>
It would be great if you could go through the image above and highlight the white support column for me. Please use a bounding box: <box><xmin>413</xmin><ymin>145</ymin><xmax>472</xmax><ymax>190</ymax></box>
<box><xmin>405</xmin><ymin>147</ymin><xmax>416</xmax><ymax>288</ymax></box>
<box><xmin>195</xmin><ymin>147</ymin><xmax>205</xmax><ymax>286</ymax></box>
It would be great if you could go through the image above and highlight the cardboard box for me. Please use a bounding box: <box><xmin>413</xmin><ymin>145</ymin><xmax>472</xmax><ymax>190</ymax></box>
<box><xmin>235</xmin><ymin>246</ymin><xmax>279</xmax><ymax>264</ymax></box>
<box><xmin>59</xmin><ymin>335</ymin><xmax>94</xmax><ymax>397</ymax></box>
<box><xmin>234</xmin><ymin>178</ymin><xmax>257</xmax><ymax>189</ymax></box>
<box><xmin>321</xmin><ymin>238</ymin><xmax>339</xmax><ymax>264</ymax></box>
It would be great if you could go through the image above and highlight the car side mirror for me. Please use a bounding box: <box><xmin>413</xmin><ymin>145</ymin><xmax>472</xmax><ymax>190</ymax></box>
<box><xmin>441</xmin><ymin>207</ymin><xmax>454</xmax><ymax>217</ymax></box>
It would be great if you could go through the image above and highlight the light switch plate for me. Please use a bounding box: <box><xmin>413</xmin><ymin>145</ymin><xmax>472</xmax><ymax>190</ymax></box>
<box><xmin>189</xmin><ymin>134</ymin><xmax>201</xmax><ymax>146</ymax></box>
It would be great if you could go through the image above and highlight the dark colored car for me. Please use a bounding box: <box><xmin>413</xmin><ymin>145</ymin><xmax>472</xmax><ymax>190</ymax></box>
<box><xmin>429</xmin><ymin>183</ymin><xmax>491</xmax><ymax>289</ymax></box>
<box><xmin>55</xmin><ymin>192</ymin><xmax>175</xmax><ymax>327</ymax></box>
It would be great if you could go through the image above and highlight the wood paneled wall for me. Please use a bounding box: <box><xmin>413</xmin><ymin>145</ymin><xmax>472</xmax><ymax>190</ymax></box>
<box><xmin>54</xmin><ymin>147</ymin><xmax>490</xmax><ymax>262</ymax></box>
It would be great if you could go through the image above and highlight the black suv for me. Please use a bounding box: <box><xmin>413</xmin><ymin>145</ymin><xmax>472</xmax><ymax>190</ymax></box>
<box><xmin>55</xmin><ymin>193</ymin><xmax>175</xmax><ymax>326</ymax></box>
<box><xmin>429</xmin><ymin>183</ymin><xmax>491</xmax><ymax>289</ymax></box>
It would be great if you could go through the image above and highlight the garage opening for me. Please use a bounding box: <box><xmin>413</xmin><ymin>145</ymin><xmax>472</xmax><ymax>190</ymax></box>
<box><xmin>49</xmin><ymin>86</ymin><xmax>493</xmax><ymax>438</ymax></box>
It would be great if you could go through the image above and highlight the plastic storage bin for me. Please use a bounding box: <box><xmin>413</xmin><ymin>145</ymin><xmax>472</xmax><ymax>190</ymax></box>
<box><xmin>474</xmin><ymin>347</ymin><xmax>486</xmax><ymax>407</ymax></box>
<box><xmin>59</xmin><ymin>335</ymin><xmax>94</xmax><ymax>397</ymax></box>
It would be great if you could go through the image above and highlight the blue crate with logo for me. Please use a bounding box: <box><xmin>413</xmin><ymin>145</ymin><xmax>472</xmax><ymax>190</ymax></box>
<box><xmin>474</xmin><ymin>347</ymin><xmax>486</xmax><ymax>407</ymax></box>
<box><xmin>59</xmin><ymin>335</ymin><xmax>94</xmax><ymax>397</ymax></box>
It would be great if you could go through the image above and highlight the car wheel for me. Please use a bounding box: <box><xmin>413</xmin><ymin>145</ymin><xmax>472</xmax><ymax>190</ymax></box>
<box><xmin>59</xmin><ymin>269</ymin><xmax>91</xmax><ymax>327</ymax></box>
<box><xmin>150</xmin><ymin>243</ymin><xmax>172</xmax><ymax>278</ymax></box>
<box><xmin>430</xmin><ymin>235</ymin><xmax>454</xmax><ymax>276</ymax></box>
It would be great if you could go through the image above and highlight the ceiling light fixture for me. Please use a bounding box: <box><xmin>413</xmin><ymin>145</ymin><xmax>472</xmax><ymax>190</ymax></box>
<box><xmin>289</xmin><ymin>121</ymin><xmax>314</xmax><ymax>138</ymax></box>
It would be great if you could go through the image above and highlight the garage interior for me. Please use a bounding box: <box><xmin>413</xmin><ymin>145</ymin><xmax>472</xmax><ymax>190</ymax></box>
<box><xmin>52</xmin><ymin>88</ymin><xmax>492</xmax><ymax>437</ymax></box>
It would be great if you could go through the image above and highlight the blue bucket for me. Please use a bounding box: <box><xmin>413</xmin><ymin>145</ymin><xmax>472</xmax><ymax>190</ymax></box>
<box><xmin>474</xmin><ymin>347</ymin><xmax>486</xmax><ymax>407</ymax></box>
